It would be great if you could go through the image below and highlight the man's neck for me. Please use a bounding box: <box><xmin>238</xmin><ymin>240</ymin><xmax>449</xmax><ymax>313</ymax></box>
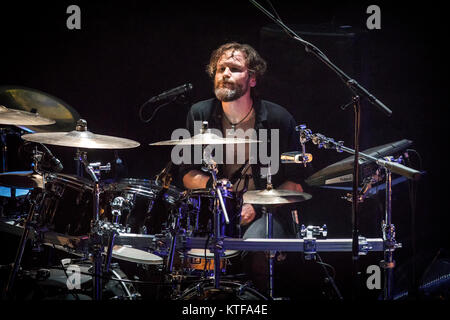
<box><xmin>221</xmin><ymin>92</ymin><xmax>253</xmax><ymax>124</ymax></box>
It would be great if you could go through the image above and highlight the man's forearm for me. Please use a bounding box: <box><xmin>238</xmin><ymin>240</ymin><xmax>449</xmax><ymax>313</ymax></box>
<box><xmin>278</xmin><ymin>180</ymin><xmax>304</xmax><ymax>192</ymax></box>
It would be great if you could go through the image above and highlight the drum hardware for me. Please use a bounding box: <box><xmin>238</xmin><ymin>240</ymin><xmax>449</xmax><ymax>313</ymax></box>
<box><xmin>296</xmin><ymin>126</ymin><xmax>420</xmax><ymax>299</ymax></box>
<box><xmin>182</xmin><ymin>236</ymin><xmax>385</xmax><ymax>254</ymax></box>
<box><xmin>4</xmin><ymin>188</ymin><xmax>43</xmax><ymax>298</ymax></box>
<box><xmin>103</xmin><ymin>196</ymin><xmax>129</xmax><ymax>273</ymax></box>
<box><xmin>243</xmin><ymin>166</ymin><xmax>313</xmax><ymax>298</ymax></box>
<box><xmin>198</xmin><ymin>125</ymin><xmax>234</xmax><ymax>290</ymax></box>
<box><xmin>72</xmin><ymin>147</ymin><xmax>103</xmax><ymax>300</ymax></box>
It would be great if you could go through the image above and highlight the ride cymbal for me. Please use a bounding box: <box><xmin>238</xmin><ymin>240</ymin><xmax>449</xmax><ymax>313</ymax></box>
<box><xmin>0</xmin><ymin>86</ymin><xmax>80</xmax><ymax>132</ymax></box>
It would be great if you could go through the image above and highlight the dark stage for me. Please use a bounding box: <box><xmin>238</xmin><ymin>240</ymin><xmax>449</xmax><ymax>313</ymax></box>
<box><xmin>0</xmin><ymin>0</ymin><xmax>448</xmax><ymax>308</ymax></box>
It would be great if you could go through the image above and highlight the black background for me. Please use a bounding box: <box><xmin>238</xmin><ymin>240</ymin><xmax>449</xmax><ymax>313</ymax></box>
<box><xmin>1</xmin><ymin>0</ymin><xmax>448</xmax><ymax>301</ymax></box>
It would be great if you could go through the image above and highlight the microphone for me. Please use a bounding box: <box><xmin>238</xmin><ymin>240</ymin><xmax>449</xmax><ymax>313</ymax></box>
<box><xmin>20</xmin><ymin>142</ymin><xmax>63</xmax><ymax>172</ymax></box>
<box><xmin>281</xmin><ymin>152</ymin><xmax>313</xmax><ymax>164</ymax></box>
<box><xmin>40</xmin><ymin>144</ymin><xmax>64</xmax><ymax>173</ymax></box>
<box><xmin>149</xmin><ymin>83</ymin><xmax>193</xmax><ymax>103</ymax></box>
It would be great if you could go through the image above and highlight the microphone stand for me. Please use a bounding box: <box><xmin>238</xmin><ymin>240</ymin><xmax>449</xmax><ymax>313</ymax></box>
<box><xmin>77</xmin><ymin>151</ymin><xmax>103</xmax><ymax>300</ymax></box>
<box><xmin>249</xmin><ymin>0</ymin><xmax>393</xmax><ymax>299</ymax></box>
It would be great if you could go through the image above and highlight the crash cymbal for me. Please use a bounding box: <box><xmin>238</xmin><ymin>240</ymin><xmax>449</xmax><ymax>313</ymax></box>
<box><xmin>0</xmin><ymin>86</ymin><xmax>80</xmax><ymax>132</ymax></box>
<box><xmin>305</xmin><ymin>139</ymin><xmax>413</xmax><ymax>187</ymax></box>
<box><xmin>243</xmin><ymin>188</ymin><xmax>312</xmax><ymax>205</ymax></box>
<box><xmin>21</xmin><ymin>119</ymin><xmax>140</xmax><ymax>149</ymax></box>
<box><xmin>150</xmin><ymin>131</ymin><xmax>260</xmax><ymax>146</ymax></box>
<box><xmin>0</xmin><ymin>105</ymin><xmax>55</xmax><ymax>126</ymax></box>
<box><xmin>0</xmin><ymin>171</ymin><xmax>44</xmax><ymax>189</ymax></box>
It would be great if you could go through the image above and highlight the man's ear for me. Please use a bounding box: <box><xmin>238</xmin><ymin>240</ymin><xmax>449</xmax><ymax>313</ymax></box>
<box><xmin>249</xmin><ymin>74</ymin><xmax>257</xmax><ymax>87</ymax></box>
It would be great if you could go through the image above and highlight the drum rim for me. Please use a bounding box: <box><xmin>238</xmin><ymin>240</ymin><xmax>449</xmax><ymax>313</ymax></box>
<box><xmin>106</xmin><ymin>178</ymin><xmax>184</xmax><ymax>202</ymax></box>
<box><xmin>187</xmin><ymin>188</ymin><xmax>235</xmax><ymax>199</ymax></box>
<box><xmin>46</xmin><ymin>173</ymin><xmax>95</xmax><ymax>191</ymax></box>
<box><xmin>178</xmin><ymin>279</ymin><xmax>269</xmax><ymax>300</ymax></box>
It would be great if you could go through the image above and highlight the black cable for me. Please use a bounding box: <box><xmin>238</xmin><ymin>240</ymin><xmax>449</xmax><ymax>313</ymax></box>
<box><xmin>203</xmin><ymin>233</ymin><xmax>212</xmax><ymax>277</ymax></box>
<box><xmin>405</xmin><ymin>149</ymin><xmax>421</xmax><ymax>297</ymax></box>
<box><xmin>315</xmin><ymin>253</ymin><xmax>343</xmax><ymax>300</ymax></box>
<box><xmin>138</xmin><ymin>99</ymin><xmax>173</xmax><ymax>124</ymax></box>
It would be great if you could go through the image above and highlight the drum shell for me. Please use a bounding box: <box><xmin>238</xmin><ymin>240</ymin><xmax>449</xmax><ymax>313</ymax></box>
<box><xmin>102</xmin><ymin>179</ymin><xmax>182</xmax><ymax>235</ymax></box>
<box><xmin>38</xmin><ymin>174</ymin><xmax>94</xmax><ymax>236</ymax></box>
<box><xmin>183</xmin><ymin>189</ymin><xmax>242</xmax><ymax>239</ymax></box>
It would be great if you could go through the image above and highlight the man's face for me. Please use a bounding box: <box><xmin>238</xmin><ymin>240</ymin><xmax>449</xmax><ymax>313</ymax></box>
<box><xmin>214</xmin><ymin>50</ymin><xmax>256</xmax><ymax>102</ymax></box>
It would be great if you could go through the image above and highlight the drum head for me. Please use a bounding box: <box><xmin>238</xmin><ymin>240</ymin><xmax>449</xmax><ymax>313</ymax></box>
<box><xmin>106</xmin><ymin>245</ymin><xmax>163</xmax><ymax>265</ymax></box>
<box><xmin>186</xmin><ymin>248</ymin><xmax>239</xmax><ymax>259</ymax></box>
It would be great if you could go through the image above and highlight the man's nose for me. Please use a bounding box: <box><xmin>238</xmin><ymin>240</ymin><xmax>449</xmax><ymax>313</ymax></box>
<box><xmin>223</xmin><ymin>67</ymin><xmax>232</xmax><ymax>77</ymax></box>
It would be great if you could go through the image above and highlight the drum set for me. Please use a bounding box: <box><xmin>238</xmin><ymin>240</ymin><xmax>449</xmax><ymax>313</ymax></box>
<box><xmin>0</xmin><ymin>87</ymin><xmax>422</xmax><ymax>301</ymax></box>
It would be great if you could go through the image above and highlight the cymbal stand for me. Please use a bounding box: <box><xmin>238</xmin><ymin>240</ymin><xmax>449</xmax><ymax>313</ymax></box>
<box><xmin>263</xmin><ymin>166</ymin><xmax>275</xmax><ymax>298</ymax></box>
<box><xmin>76</xmin><ymin>151</ymin><xmax>103</xmax><ymax>300</ymax></box>
<box><xmin>296</xmin><ymin>127</ymin><xmax>410</xmax><ymax>299</ymax></box>
<box><xmin>381</xmin><ymin>157</ymin><xmax>399</xmax><ymax>300</ymax></box>
<box><xmin>202</xmin><ymin>144</ymin><xmax>229</xmax><ymax>289</ymax></box>
<box><xmin>4</xmin><ymin>147</ymin><xmax>45</xmax><ymax>298</ymax></box>
<box><xmin>1</xmin><ymin>127</ymin><xmax>8</xmax><ymax>172</ymax></box>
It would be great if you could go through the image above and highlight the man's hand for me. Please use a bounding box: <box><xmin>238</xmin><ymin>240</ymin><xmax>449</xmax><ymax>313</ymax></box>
<box><xmin>240</xmin><ymin>203</ymin><xmax>256</xmax><ymax>226</ymax></box>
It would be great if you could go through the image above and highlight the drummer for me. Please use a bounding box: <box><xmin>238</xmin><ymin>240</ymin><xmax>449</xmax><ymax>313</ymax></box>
<box><xmin>179</xmin><ymin>42</ymin><xmax>308</xmax><ymax>294</ymax></box>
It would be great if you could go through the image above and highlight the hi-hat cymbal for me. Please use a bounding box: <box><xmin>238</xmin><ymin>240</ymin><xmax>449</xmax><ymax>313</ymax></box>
<box><xmin>21</xmin><ymin>119</ymin><xmax>140</xmax><ymax>149</ymax></box>
<box><xmin>0</xmin><ymin>86</ymin><xmax>80</xmax><ymax>132</ymax></box>
<box><xmin>0</xmin><ymin>171</ymin><xmax>44</xmax><ymax>189</ymax></box>
<box><xmin>150</xmin><ymin>131</ymin><xmax>260</xmax><ymax>146</ymax></box>
<box><xmin>243</xmin><ymin>188</ymin><xmax>312</xmax><ymax>205</ymax></box>
<box><xmin>0</xmin><ymin>105</ymin><xmax>55</xmax><ymax>126</ymax></box>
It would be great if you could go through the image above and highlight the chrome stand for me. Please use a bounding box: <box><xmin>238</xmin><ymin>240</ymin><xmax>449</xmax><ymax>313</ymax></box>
<box><xmin>381</xmin><ymin>162</ymin><xmax>400</xmax><ymax>300</ymax></box>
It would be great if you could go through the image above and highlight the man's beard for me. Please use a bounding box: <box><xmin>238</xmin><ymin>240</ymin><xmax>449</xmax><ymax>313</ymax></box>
<box><xmin>214</xmin><ymin>80</ymin><xmax>248</xmax><ymax>102</ymax></box>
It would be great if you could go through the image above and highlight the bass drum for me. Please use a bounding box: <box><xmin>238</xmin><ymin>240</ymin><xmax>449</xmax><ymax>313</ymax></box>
<box><xmin>11</xmin><ymin>260</ymin><xmax>140</xmax><ymax>300</ymax></box>
<box><xmin>177</xmin><ymin>280</ymin><xmax>269</xmax><ymax>300</ymax></box>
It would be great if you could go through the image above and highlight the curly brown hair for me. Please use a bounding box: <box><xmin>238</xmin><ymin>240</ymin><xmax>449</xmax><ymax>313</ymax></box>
<box><xmin>206</xmin><ymin>42</ymin><xmax>267</xmax><ymax>83</ymax></box>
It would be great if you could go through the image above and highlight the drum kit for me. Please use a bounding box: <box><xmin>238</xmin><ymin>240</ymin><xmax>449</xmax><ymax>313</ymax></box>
<box><xmin>0</xmin><ymin>87</ymin><xmax>422</xmax><ymax>301</ymax></box>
